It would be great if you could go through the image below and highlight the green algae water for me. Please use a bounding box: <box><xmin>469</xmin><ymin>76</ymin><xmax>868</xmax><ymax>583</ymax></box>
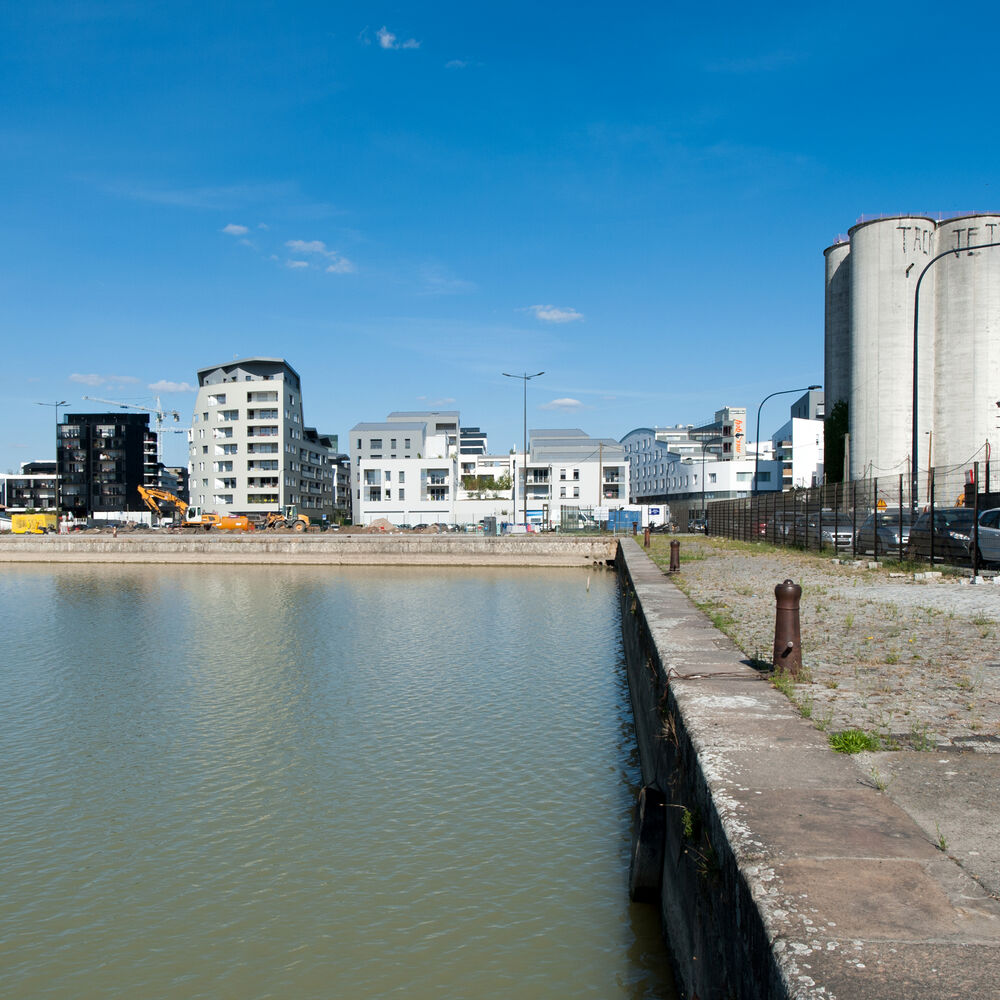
<box><xmin>1</xmin><ymin>565</ymin><xmax>675</xmax><ymax>999</ymax></box>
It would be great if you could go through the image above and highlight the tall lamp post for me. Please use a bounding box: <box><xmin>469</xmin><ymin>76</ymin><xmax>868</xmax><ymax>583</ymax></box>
<box><xmin>502</xmin><ymin>371</ymin><xmax>544</xmax><ymax>526</ymax></box>
<box><xmin>753</xmin><ymin>385</ymin><xmax>821</xmax><ymax>494</ymax></box>
<box><xmin>911</xmin><ymin>241</ymin><xmax>1000</xmax><ymax>507</ymax></box>
<box><xmin>35</xmin><ymin>400</ymin><xmax>67</xmax><ymax>512</ymax></box>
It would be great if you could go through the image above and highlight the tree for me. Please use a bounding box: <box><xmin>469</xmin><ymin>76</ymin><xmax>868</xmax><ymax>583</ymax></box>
<box><xmin>824</xmin><ymin>399</ymin><xmax>848</xmax><ymax>483</ymax></box>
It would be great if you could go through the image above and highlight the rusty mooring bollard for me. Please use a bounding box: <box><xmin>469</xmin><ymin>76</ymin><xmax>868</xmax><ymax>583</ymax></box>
<box><xmin>669</xmin><ymin>539</ymin><xmax>680</xmax><ymax>573</ymax></box>
<box><xmin>773</xmin><ymin>579</ymin><xmax>802</xmax><ymax>677</ymax></box>
<box><xmin>643</xmin><ymin>525</ymin><xmax>651</xmax><ymax>548</ymax></box>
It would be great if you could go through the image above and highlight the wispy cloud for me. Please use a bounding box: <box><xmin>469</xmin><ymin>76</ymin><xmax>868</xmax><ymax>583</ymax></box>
<box><xmin>69</xmin><ymin>373</ymin><xmax>141</xmax><ymax>387</ymax></box>
<box><xmin>149</xmin><ymin>380</ymin><xmax>196</xmax><ymax>393</ymax></box>
<box><xmin>445</xmin><ymin>59</ymin><xmax>469</xmax><ymax>69</ymax></box>
<box><xmin>285</xmin><ymin>238</ymin><xmax>356</xmax><ymax>274</ymax></box>
<box><xmin>376</xmin><ymin>25</ymin><xmax>420</xmax><ymax>50</ymax></box>
<box><xmin>540</xmin><ymin>397</ymin><xmax>584</xmax><ymax>411</ymax></box>
<box><xmin>286</xmin><ymin>260</ymin><xmax>309</xmax><ymax>269</ymax></box>
<box><xmin>221</xmin><ymin>223</ymin><xmax>248</xmax><ymax>235</ymax></box>
<box><xmin>526</xmin><ymin>304</ymin><xmax>584</xmax><ymax>324</ymax></box>
<box><xmin>326</xmin><ymin>258</ymin><xmax>356</xmax><ymax>274</ymax></box>
<box><xmin>417</xmin><ymin>395</ymin><xmax>456</xmax><ymax>406</ymax></box>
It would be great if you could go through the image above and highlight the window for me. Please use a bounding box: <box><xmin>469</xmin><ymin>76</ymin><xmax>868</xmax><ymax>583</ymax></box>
<box><xmin>385</xmin><ymin>489</ymin><xmax>391</xmax><ymax>500</ymax></box>
<box><xmin>385</xmin><ymin>470</ymin><xmax>391</xmax><ymax>483</ymax></box>
<box><xmin>390</xmin><ymin>438</ymin><xmax>397</xmax><ymax>449</ymax></box>
<box><xmin>404</xmin><ymin>438</ymin><xmax>411</xmax><ymax>449</ymax></box>
<box><xmin>709</xmin><ymin>473</ymin><xmax>717</xmax><ymax>484</ymax></box>
<box><xmin>398</xmin><ymin>471</ymin><xmax>405</xmax><ymax>484</ymax></box>
<box><xmin>560</xmin><ymin>468</ymin><xmax>566</xmax><ymax>480</ymax></box>
<box><xmin>356</xmin><ymin>438</ymin><xmax>361</xmax><ymax>449</ymax></box>
<box><xmin>560</xmin><ymin>486</ymin><xmax>567</xmax><ymax>498</ymax></box>
<box><xmin>572</xmin><ymin>468</ymin><xmax>580</xmax><ymax>480</ymax></box>
<box><xmin>736</xmin><ymin>472</ymin><xmax>752</xmax><ymax>483</ymax></box>
<box><xmin>370</xmin><ymin>438</ymin><xmax>382</xmax><ymax>450</ymax></box>
<box><xmin>398</xmin><ymin>488</ymin><xmax>405</xmax><ymax>501</ymax></box>
<box><xmin>208</xmin><ymin>394</ymin><xmax>226</xmax><ymax>406</ymax></box>
<box><xmin>573</xmin><ymin>486</ymin><xmax>580</xmax><ymax>498</ymax></box>
<box><xmin>220</xmin><ymin>409</ymin><xmax>240</xmax><ymax>421</ymax></box>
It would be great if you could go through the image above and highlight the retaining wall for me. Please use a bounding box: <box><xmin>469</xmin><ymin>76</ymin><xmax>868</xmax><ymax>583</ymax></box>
<box><xmin>0</xmin><ymin>534</ymin><xmax>618</xmax><ymax>567</ymax></box>
<box><xmin>616</xmin><ymin>538</ymin><xmax>1000</xmax><ymax>999</ymax></box>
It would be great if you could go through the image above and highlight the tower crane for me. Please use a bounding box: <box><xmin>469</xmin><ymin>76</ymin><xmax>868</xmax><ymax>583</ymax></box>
<box><xmin>81</xmin><ymin>395</ymin><xmax>186</xmax><ymax>464</ymax></box>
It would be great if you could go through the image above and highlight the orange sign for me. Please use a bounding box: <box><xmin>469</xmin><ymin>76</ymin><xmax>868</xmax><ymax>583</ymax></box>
<box><xmin>876</xmin><ymin>499</ymin><xmax>886</xmax><ymax>510</ymax></box>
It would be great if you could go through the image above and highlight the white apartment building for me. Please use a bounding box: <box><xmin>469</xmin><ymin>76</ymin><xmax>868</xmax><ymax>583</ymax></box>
<box><xmin>188</xmin><ymin>357</ymin><xmax>338</xmax><ymax>521</ymax></box>
<box><xmin>352</xmin><ymin>417</ymin><xmax>633</xmax><ymax>529</ymax></box>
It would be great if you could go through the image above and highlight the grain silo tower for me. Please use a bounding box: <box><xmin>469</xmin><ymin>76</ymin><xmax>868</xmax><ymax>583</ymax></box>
<box><xmin>846</xmin><ymin>216</ymin><xmax>936</xmax><ymax>481</ymax></box>
<box><xmin>930</xmin><ymin>214</ymin><xmax>1000</xmax><ymax>474</ymax></box>
<box><xmin>823</xmin><ymin>240</ymin><xmax>851</xmax><ymax>414</ymax></box>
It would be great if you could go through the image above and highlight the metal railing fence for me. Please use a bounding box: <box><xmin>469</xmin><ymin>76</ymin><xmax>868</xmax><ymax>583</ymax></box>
<box><xmin>705</xmin><ymin>464</ymin><xmax>994</xmax><ymax>571</ymax></box>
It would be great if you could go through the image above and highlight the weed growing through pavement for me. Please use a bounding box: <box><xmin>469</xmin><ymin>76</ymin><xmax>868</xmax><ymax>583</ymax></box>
<box><xmin>869</xmin><ymin>765</ymin><xmax>892</xmax><ymax>792</ymax></box>
<box><xmin>828</xmin><ymin>729</ymin><xmax>880</xmax><ymax>753</ymax></box>
<box><xmin>909</xmin><ymin>721</ymin><xmax>935</xmax><ymax>751</ymax></box>
<box><xmin>936</xmin><ymin>823</ymin><xmax>948</xmax><ymax>852</ymax></box>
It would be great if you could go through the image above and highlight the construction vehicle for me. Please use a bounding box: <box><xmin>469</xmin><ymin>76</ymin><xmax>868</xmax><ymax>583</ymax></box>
<box><xmin>257</xmin><ymin>505</ymin><xmax>311</xmax><ymax>532</ymax></box>
<box><xmin>136</xmin><ymin>487</ymin><xmax>254</xmax><ymax>532</ymax></box>
<box><xmin>12</xmin><ymin>513</ymin><xmax>58</xmax><ymax>534</ymax></box>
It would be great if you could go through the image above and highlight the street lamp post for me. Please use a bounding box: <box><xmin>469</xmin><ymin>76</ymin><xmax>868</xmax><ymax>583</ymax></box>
<box><xmin>700</xmin><ymin>436</ymin><xmax>723</xmax><ymax>523</ymax></box>
<box><xmin>753</xmin><ymin>385</ymin><xmax>821</xmax><ymax>495</ymax></box>
<box><xmin>911</xmin><ymin>242</ymin><xmax>1000</xmax><ymax>507</ymax></box>
<box><xmin>35</xmin><ymin>400</ymin><xmax>67</xmax><ymax>512</ymax></box>
<box><xmin>502</xmin><ymin>371</ymin><xmax>544</xmax><ymax>526</ymax></box>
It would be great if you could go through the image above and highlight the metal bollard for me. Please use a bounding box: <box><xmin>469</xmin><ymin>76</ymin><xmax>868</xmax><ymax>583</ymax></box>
<box><xmin>773</xmin><ymin>579</ymin><xmax>802</xmax><ymax>677</ymax></box>
<box><xmin>643</xmin><ymin>526</ymin><xmax>651</xmax><ymax>548</ymax></box>
<box><xmin>669</xmin><ymin>539</ymin><xmax>680</xmax><ymax>573</ymax></box>
<box><xmin>632</xmin><ymin>521</ymin><xmax>638</xmax><ymax>536</ymax></box>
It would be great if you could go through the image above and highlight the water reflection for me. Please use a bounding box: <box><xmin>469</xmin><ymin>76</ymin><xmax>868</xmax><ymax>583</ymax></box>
<box><xmin>1</xmin><ymin>565</ymin><xmax>675</xmax><ymax>998</ymax></box>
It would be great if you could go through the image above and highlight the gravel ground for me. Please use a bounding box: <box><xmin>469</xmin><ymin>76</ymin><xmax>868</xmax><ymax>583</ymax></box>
<box><xmin>642</xmin><ymin>535</ymin><xmax>1000</xmax><ymax>750</ymax></box>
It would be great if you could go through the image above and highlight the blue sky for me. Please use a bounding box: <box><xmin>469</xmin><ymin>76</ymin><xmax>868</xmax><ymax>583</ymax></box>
<box><xmin>2</xmin><ymin>1</ymin><xmax>997</xmax><ymax>471</ymax></box>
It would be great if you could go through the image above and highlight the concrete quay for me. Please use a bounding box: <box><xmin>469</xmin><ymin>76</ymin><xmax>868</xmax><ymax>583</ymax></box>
<box><xmin>617</xmin><ymin>538</ymin><xmax>1000</xmax><ymax>1000</ymax></box>
<box><xmin>0</xmin><ymin>533</ymin><xmax>618</xmax><ymax>567</ymax></box>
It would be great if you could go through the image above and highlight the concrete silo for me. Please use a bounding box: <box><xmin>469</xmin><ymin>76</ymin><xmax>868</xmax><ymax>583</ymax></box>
<box><xmin>931</xmin><ymin>214</ymin><xmax>1000</xmax><ymax>477</ymax></box>
<box><xmin>823</xmin><ymin>241</ymin><xmax>851</xmax><ymax>414</ymax></box>
<box><xmin>847</xmin><ymin>216</ymin><xmax>936</xmax><ymax>481</ymax></box>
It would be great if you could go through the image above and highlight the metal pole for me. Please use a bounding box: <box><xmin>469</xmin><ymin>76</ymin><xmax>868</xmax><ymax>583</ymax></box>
<box><xmin>753</xmin><ymin>384</ymin><xmax>821</xmax><ymax>495</ymax></box>
<box><xmin>911</xmin><ymin>241</ymin><xmax>1000</xmax><ymax>510</ymax></box>
<box><xmin>502</xmin><ymin>371</ymin><xmax>544</xmax><ymax>526</ymax></box>
<box><xmin>973</xmin><ymin>461</ymin><xmax>981</xmax><ymax>575</ymax></box>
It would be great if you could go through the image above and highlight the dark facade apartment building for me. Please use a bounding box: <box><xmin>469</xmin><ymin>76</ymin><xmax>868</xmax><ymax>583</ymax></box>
<box><xmin>57</xmin><ymin>413</ymin><xmax>158</xmax><ymax>516</ymax></box>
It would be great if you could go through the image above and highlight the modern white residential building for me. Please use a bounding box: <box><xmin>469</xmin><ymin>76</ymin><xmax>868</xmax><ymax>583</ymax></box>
<box><xmin>187</xmin><ymin>357</ymin><xmax>338</xmax><ymax>521</ymax></box>
<box><xmin>352</xmin><ymin>417</ymin><xmax>633</xmax><ymax>529</ymax></box>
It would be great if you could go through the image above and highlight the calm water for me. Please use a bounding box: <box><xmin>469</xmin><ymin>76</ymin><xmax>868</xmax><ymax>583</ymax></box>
<box><xmin>1</xmin><ymin>565</ymin><xmax>675</xmax><ymax>999</ymax></box>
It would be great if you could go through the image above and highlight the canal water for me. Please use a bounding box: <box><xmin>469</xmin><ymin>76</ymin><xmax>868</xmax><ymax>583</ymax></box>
<box><xmin>1</xmin><ymin>565</ymin><xmax>676</xmax><ymax>999</ymax></box>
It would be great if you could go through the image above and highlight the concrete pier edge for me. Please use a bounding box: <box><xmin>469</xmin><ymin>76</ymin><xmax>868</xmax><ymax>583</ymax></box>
<box><xmin>615</xmin><ymin>537</ymin><xmax>1000</xmax><ymax>1000</ymax></box>
<box><xmin>0</xmin><ymin>533</ymin><xmax>618</xmax><ymax>567</ymax></box>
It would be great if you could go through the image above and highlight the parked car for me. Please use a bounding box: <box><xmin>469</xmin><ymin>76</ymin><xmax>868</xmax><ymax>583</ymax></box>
<box><xmin>905</xmin><ymin>507</ymin><xmax>974</xmax><ymax>564</ymax></box>
<box><xmin>805</xmin><ymin>512</ymin><xmax>854</xmax><ymax>550</ymax></box>
<box><xmin>855</xmin><ymin>510</ymin><xmax>913</xmax><ymax>556</ymax></box>
<box><xmin>970</xmin><ymin>507</ymin><xmax>1000</xmax><ymax>568</ymax></box>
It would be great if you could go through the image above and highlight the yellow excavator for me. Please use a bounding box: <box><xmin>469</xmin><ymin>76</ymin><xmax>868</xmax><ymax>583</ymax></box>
<box><xmin>136</xmin><ymin>487</ymin><xmax>253</xmax><ymax>531</ymax></box>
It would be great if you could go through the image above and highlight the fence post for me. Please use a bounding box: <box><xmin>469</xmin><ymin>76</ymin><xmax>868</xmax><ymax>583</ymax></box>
<box><xmin>898</xmin><ymin>474</ymin><xmax>904</xmax><ymax>562</ymax></box>
<box><xmin>851</xmin><ymin>480</ymin><xmax>857</xmax><ymax>559</ymax></box>
<box><xmin>973</xmin><ymin>461</ymin><xmax>981</xmax><ymax>575</ymax></box>
<box><xmin>929</xmin><ymin>468</ymin><xmax>936</xmax><ymax>565</ymax></box>
<box><xmin>873</xmin><ymin>477</ymin><xmax>879</xmax><ymax>560</ymax></box>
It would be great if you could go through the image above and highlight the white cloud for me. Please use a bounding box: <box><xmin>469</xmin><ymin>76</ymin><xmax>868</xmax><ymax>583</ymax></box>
<box><xmin>445</xmin><ymin>59</ymin><xmax>468</xmax><ymax>69</ymax></box>
<box><xmin>326</xmin><ymin>257</ymin><xmax>356</xmax><ymax>274</ymax></box>
<box><xmin>69</xmin><ymin>373</ymin><xmax>141</xmax><ymax>387</ymax></box>
<box><xmin>286</xmin><ymin>239</ymin><xmax>328</xmax><ymax>254</ymax></box>
<box><xmin>257</xmin><ymin>222</ymin><xmax>269</xmax><ymax>230</ymax></box>
<box><xmin>221</xmin><ymin>223</ymin><xmax>248</xmax><ymax>235</ymax></box>
<box><xmin>149</xmin><ymin>380</ymin><xmax>196</xmax><ymax>393</ymax></box>
<box><xmin>286</xmin><ymin>260</ymin><xmax>309</xmax><ymax>269</ymax></box>
<box><xmin>285</xmin><ymin>238</ymin><xmax>355</xmax><ymax>273</ymax></box>
<box><xmin>417</xmin><ymin>395</ymin><xmax>456</xmax><ymax>405</ymax></box>
<box><xmin>527</xmin><ymin>304</ymin><xmax>584</xmax><ymax>324</ymax></box>
<box><xmin>377</xmin><ymin>25</ymin><xmax>419</xmax><ymax>50</ymax></box>
<box><xmin>540</xmin><ymin>397</ymin><xmax>584</xmax><ymax>411</ymax></box>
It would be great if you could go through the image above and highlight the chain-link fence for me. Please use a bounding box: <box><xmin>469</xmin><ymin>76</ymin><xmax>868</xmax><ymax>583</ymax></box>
<box><xmin>705</xmin><ymin>463</ymin><xmax>999</xmax><ymax>571</ymax></box>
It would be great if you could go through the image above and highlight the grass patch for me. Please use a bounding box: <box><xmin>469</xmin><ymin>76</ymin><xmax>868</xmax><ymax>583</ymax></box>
<box><xmin>828</xmin><ymin>728</ymin><xmax>880</xmax><ymax>754</ymax></box>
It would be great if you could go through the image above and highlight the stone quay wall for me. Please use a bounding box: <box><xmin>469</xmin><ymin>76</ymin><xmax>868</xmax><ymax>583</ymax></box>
<box><xmin>616</xmin><ymin>538</ymin><xmax>1000</xmax><ymax>1000</ymax></box>
<box><xmin>0</xmin><ymin>533</ymin><xmax>618</xmax><ymax>567</ymax></box>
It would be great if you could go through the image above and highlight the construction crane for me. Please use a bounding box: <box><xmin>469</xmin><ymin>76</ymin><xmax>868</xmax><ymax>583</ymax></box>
<box><xmin>81</xmin><ymin>395</ymin><xmax>186</xmax><ymax>464</ymax></box>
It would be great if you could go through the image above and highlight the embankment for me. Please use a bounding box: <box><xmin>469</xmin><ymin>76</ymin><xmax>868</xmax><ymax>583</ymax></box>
<box><xmin>0</xmin><ymin>533</ymin><xmax>617</xmax><ymax>567</ymax></box>
<box><xmin>616</xmin><ymin>538</ymin><xmax>1000</xmax><ymax>999</ymax></box>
